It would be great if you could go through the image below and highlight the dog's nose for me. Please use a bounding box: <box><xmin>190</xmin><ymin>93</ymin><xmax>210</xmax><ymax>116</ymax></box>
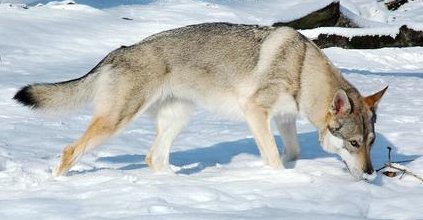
<box><xmin>364</xmin><ymin>168</ymin><xmax>374</xmax><ymax>175</ymax></box>
<box><xmin>364</xmin><ymin>162</ymin><xmax>374</xmax><ymax>175</ymax></box>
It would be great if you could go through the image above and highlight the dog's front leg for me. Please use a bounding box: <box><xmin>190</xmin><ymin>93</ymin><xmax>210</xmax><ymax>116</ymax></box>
<box><xmin>274</xmin><ymin>114</ymin><xmax>300</xmax><ymax>165</ymax></box>
<box><xmin>243</xmin><ymin>103</ymin><xmax>282</xmax><ymax>168</ymax></box>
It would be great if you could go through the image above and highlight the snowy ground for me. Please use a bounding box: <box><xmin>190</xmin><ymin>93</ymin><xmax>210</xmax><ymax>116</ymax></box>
<box><xmin>1</xmin><ymin>0</ymin><xmax>423</xmax><ymax>219</ymax></box>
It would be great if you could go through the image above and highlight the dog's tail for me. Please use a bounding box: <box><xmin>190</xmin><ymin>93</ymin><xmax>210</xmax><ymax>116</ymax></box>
<box><xmin>13</xmin><ymin>63</ymin><xmax>105</xmax><ymax>112</ymax></box>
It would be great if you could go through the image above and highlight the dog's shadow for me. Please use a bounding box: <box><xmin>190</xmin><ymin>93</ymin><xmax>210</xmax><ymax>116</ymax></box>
<box><xmin>96</xmin><ymin>131</ymin><xmax>419</xmax><ymax>177</ymax></box>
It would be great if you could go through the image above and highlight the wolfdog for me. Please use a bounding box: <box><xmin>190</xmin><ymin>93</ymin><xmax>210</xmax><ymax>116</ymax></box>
<box><xmin>14</xmin><ymin>22</ymin><xmax>387</xmax><ymax>180</ymax></box>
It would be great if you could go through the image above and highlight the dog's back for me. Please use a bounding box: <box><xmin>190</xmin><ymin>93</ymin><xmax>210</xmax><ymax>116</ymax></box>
<box><xmin>128</xmin><ymin>23</ymin><xmax>310</xmax><ymax>117</ymax></box>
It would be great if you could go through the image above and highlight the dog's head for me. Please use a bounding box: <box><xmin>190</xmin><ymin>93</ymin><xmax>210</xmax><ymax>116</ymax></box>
<box><xmin>319</xmin><ymin>86</ymin><xmax>388</xmax><ymax>181</ymax></box>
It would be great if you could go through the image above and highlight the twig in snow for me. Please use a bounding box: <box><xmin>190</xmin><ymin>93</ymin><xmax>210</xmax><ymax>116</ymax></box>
<box><xmin>376</xmin><ymin>146</ymin><xmax>423</xmax><ymax>183</ymax></box>
<box><xmin>384</xmin><ymin>163</ymin><xmax>423</xmax><ymax>182</ymax></box>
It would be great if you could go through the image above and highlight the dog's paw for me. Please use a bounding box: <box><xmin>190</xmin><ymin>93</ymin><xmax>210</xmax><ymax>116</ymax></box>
<box><xmin>282</xmin><ymin>154</ymin><xmax>298</xmax><ymax>169</ymax></box>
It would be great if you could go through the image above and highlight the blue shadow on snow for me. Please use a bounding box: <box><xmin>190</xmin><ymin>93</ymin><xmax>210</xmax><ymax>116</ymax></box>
<box><xmin>96</xmin><ymin>131</ymin><xmax>419</xmax><ymax>176</ymax></box>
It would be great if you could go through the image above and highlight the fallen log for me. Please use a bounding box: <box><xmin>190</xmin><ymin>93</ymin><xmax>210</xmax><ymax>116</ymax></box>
<box><xmin>273</xmin><ymin>2</ymin><xmax>355</xmax><ymax>29</ymax></box>
<box><xmin>312</xmin><ymin>25</ymin><xmax>423</xmax><ymax>49</ymax></box>
<box><xmin>385</xmin><ymin>0</ymin><xmax>408</xmax><ymax>11</ymax></box>
<box><xmin>272</xmin><ymin>1</ymin><xmax>422</xmax><ymax>49</ymax></box>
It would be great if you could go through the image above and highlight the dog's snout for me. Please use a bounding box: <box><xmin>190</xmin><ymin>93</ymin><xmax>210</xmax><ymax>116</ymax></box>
<box><xmin>364</xmin><ymin>163</ymin><xmax>374</xmax><ymax>175</ymax></box>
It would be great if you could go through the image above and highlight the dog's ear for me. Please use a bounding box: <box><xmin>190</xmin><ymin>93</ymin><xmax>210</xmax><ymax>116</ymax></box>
<box><xmin>330</xmin><ymin>89</ymin><xmax>351</xmax><ymax>115</ymax></box>
<box><xmin>364</xmin><ymin>86</ymin><xmax>388</xmax><ymax>110</ymax></box>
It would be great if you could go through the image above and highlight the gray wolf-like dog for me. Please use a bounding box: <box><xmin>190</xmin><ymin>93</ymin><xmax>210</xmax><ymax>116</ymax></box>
<box><xmin>14</xmin><ymin>23</ymin><xmax>387</xmax><ymax>180</ymax></box>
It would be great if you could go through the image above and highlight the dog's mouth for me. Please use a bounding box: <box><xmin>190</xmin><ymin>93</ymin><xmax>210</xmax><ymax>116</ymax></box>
<box><xmin>342</xmin><ymin>160</ymin><xmax>359</xmax><ymax>180</ymax></box>
<box><xmin>343</xmin><ymin>160</ymin><xmax>351</xmax><ymax>172</ymax></box>
<box><xmin>342</xmin><ymin>160</ymin><xmax>376</xmax><ymax>182</ymax></box>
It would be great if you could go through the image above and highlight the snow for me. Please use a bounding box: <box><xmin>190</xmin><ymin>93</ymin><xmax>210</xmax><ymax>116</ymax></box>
<box><xmin>324</xmin><ymin>47</ymin><xmax>423</xmax><ymax>73</ymax></box>
<box><xmin>1</xmin><ymin>0</ymin><xmax>423</xmax><ymax>219</ymax></box>
<box><xmin>299</xmin><ymin>26</ymin><xmax>400</xmax><ymax>39</ymax></box>
<box><xmin>346</xmin><ymin>0</ymin><xmax>423</xmax><ymax>25</ymax></box>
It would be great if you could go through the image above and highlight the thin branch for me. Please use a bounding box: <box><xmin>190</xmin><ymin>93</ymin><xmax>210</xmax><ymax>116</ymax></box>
<box><xmin>376</xmin><ymin>146</ymin><xmax>423</xmax><ymax>183</ymax></box>
<box><xmin>385</xmin><ymin>163</ymin><xmax>423</xmax><ymax>183</ymax></box>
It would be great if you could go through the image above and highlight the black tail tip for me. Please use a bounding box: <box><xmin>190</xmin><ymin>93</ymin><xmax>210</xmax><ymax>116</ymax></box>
<box><xmin>13</xmin><ymin>85</ymin><xmax>38</xmax><ymax>108</ymax></box>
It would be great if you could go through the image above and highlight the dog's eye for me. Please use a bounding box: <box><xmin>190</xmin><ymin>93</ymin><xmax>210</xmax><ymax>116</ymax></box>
<box><xmin>350</xmin><ymin>140</ymin><xmax>359</xmax><ymax>148</ymax></box>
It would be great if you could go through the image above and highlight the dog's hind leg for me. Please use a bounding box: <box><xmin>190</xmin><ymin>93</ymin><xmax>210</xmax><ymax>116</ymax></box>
<box><xmin>54</xmin><ymin>116</ymin><xmax>120</xmax><ymax>176</ymax></box>
<box><xmin>53</xmin><ymin>93</ymin><xmax>150</xmax><ymax>176</ymax></box>
<box><xmin>145</xmin><ymin>99</ymin><xmax>193</xmax><ymax>173</ymax></box>
<box><xmin>274</xmin><ymin>114</ymin><xmax>300</xmax><ymax>165</ymax></box>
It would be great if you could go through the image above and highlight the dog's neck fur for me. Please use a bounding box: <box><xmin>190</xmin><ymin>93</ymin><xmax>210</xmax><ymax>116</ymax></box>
<box><xmin>297</xmin><ymin>43</ymin><xmax>356</xmax><ymax>133</ymax></box>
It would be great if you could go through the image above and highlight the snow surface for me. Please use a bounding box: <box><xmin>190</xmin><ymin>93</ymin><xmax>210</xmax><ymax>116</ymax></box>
<box><xmin>1</xmin><ymin>0</ymin><xmax>423</xmax><ymax>219</ymax></box>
